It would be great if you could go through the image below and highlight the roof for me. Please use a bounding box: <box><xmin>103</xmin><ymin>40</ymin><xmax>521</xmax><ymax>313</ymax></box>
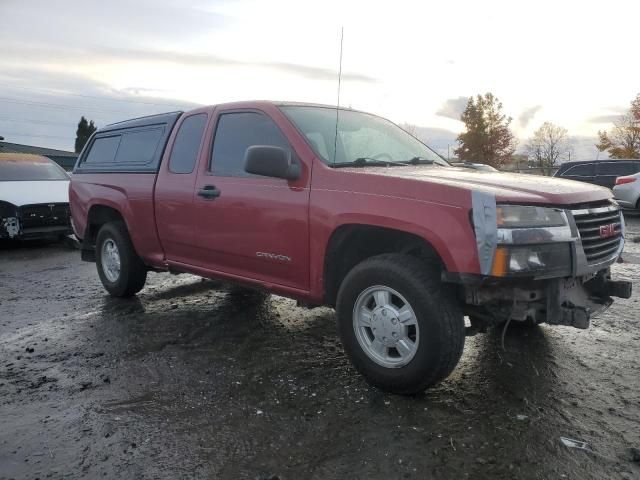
<box><xmin>560</xmin><ymin>159</ymin><xmax>639</xmax><ymax>165</ymax></box>
<box><xmin>0</xmin><ymin>141</ymin><xmax>77</xmax><ymax>158</ymax></box>
<box><xmin>0</xmin><ymin>153</ymin><xmax>53</xmax><ymax>163</ymax></box>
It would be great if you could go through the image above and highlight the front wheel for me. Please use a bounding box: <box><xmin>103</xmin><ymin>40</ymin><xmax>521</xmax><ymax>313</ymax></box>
<box><xmin>96</xmin><ymin>222</ymin><xmax>147</xmax><ymax>297</ymax></box>
<box><xmin>336</xmin><ymin>254</ymin><xmax>465</xmax><ymax>394</ymax></box>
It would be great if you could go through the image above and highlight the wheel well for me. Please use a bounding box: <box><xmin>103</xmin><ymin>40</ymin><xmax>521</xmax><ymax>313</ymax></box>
<box><xmin>84</xmin><ymin>205</ymin><xmax>124</xmax><ymax>247</ymax></box>
<box><xmin>323</xmin><ymin>225</ymin><xmax>444</xmax><ymax>306</ymax></box>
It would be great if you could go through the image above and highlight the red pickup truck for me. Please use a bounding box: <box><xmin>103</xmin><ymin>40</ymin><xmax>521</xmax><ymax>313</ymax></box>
<box><xmin>69</xmin><ymin>101</ymin><xmax>632</xmax><ymax>394</ymax></box>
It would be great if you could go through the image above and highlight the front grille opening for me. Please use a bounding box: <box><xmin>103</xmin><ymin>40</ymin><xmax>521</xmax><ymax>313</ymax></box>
<box><xmin>20</xmin><ymin>203</ymin><xmax>70</xmax><ymax>229</ymax></box>
<box><xmin>573</xmin><ymin>208</ymin><xmax>622</xmax><ymax>264</ymax></box>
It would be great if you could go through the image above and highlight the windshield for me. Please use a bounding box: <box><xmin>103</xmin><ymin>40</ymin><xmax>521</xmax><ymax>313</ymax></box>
<box><xmin>280</xmin><ymin>106</ymin><xmax>449</xmax><ymax>167</ymax></box>
<box><xmin>0</xmin><ymin>156</ymin><xmax>69</xmax><ymax>181</ymax></box>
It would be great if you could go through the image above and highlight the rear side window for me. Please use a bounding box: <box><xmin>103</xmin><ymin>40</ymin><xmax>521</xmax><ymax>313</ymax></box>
<box><xmin>169</xmin><ymin>114</ymin><xmax>207</xmax><ymax>174</ymax></box>
<box><xmin>597</xmin><ymin>161</ymin><xmax>636</xmax><ymax>176</ymax></box>
<box><xmin>85</xmin><ymin>136</ymin><xmax>120</xmax><ymax>164</ymax></box>
<box><xmin>80</xmin><ymin>125</ymin><xmax>167</xmax><ymax>172</ymax></box>
<box><xmin>115</xmin><ymin>128</ymin><xmax>163</xmax><ymax>165</ymax></box>
<box><xmin>563</xmin><ymin>163</ymin><xmax>594</xmax><ymax>176</ymax></box>
<box><xmin>210</xmin><ymin>112</ymin><xmax>290</xmax><ymax>176</ymax></box>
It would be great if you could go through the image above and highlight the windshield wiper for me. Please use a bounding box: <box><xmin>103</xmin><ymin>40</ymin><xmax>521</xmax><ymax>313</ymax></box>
<box><xmin>330</xmin><ymin>157</ymin><xmax>433</xmax><ymax>168</ymax></box>
<box><xmin>354</xmin><ymin>157</ymin><xmax>409</xmax><ymax>166</ymax></box>
<box><xmin>407</xmin><ymin>156</ymin><xmax>436</xmax><ymax>165</ymax></box>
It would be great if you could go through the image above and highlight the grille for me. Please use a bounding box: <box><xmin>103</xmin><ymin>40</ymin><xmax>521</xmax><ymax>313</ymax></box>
<box><xmin>20</xmin><ymin>203</ymin><xmax>70</xmax><ymax>229</ymax></box>
<box><xmin>572</xmin><ymin>206</ymin><xmax>622</xmax><ymax>264</ymax></box>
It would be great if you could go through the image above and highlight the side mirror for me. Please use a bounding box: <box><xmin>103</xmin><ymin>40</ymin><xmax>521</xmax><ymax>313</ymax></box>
<box><xmin>244</xmin><ymin>145</ymin><xmax>300</xmax><ymax>180</ymax></box>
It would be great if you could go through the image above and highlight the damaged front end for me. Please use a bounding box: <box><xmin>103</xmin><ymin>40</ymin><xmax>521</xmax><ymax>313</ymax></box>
<box><xmin>0</xmin><ymin>201</ymin><xmax>20</xmax><ymax>239</ymax></box>
<box><xmin>0</xmin><ymin>201</ymin><xmax>72</xmax><ymax>240</ymax></box>
<box><xmin>463</xmin><ymin>270</ymin><xmax>631</xmax><ymax>332</ymax></box>
<box><xmin>462</xmin><ymin>195</ymin><xmax>632</xmax><ymax>331</ymax></box>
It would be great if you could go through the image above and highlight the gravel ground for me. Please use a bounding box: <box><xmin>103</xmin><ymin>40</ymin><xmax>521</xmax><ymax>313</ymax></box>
<box><xmin>1</xmin><ymin>215</ymin><xmax>639</xmax><ymax>480</ymax></box>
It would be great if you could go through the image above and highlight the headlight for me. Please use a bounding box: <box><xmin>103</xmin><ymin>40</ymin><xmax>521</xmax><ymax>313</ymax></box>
<box><xmin>497</xmin><ymin>205</ymin><xmax>567</xmax><ymax>228</ymax></box>
<box><xmin>491</xmin><ymin>243</ymin><xmax>571</xmax><ymax>278</ymax></box>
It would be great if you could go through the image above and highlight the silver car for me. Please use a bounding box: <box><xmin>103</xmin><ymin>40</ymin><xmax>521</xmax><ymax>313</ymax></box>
<box><xmin>613</xmin><ymin>172</ymin><xmax>640</xmax><ymax>210</ymax></box>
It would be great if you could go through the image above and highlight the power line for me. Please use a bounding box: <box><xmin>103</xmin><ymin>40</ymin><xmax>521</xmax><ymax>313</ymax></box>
<box><xmin>0</xmin><ymin>96</ymin><xmax>133</xmax><ymax>115</ymax></box>
<box><xmin>0</xmin><ymin>131</ymin><xmax>71</xmax><ymax>140</ymax></box>
<box><xmin>0</xmin><ymin>116</ymin><xmax>72</xmax><ymax>127</ymax></box>
<box><xmin>0</xmin><ymin>82</ymin><xmax>193</xmax><ymax>109</ymax></box>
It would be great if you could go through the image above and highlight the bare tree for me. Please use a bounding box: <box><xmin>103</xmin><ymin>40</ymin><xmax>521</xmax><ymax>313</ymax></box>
<box><xmin>400</xmin><ymin>123</ymin><xmax>417</xmax><ymax>137</ymax></box>
<box><xmin>526</xmin><ymin>122</ymin><xmax>571</xmax><ymax>175</ymax></box>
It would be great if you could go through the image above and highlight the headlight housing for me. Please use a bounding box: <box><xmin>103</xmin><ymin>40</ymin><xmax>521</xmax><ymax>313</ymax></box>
<box><xmin>497</xmin><ymin>205</ymin><xmax>567</xmax><ymax>228</ymax></box>
<box><xmin>491</xmin><ymin>243</ymin><xmax>572</xmax><ymax>278</ymax></box>
<box><xmin>491</xmin><ymin>204</ymin><xmax>573</xmax><ymax>278</ymax></box>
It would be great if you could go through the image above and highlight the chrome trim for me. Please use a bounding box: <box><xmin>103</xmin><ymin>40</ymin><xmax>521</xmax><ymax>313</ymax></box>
<box><xmin>570</xmin><ymin>205</ymin><xmax>618</xmax><ymax>216</ymax></box>
<box><xmin>497</xmin><ymin>225</ymin><xmax>575</xmax><ymax>244</ymax></box>
<box><xmin>570</xmin><ymin>206</ymin><xmax>624</xmax><ymax>276</ymax></box>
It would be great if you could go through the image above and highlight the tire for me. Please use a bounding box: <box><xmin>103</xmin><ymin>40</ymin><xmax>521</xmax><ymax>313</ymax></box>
<box><xmin>336</xmin><ymin>253</ymin><xmax>465</xmax><ymax>395</ymax></box>
<box><xmin>95</xmin><ymin>221</ymin><xmax>147</xmax><ymax>297</ymax></box>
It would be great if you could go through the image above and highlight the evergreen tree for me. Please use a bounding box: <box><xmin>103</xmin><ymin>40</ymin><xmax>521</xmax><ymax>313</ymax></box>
<box><xmin>75</xmin><ymin>116</ymin><xmax>97</xmax><ymax>153</ymax></box>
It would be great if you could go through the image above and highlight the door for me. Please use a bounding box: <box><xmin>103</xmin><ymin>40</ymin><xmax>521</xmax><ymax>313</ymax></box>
<box><xmin>561</xmin><ymin>163</ymin><xmax>596</xmax><ymax>184</ymax></box>
<box><xmin>192</xmin><ymin>110</ymin><xmax>311</xmax><ymax>290</ymax></box>
<box><xmin>155</xmin><ymin>112</ymin><xmax>209</xmax><ymax>264</ymax></box>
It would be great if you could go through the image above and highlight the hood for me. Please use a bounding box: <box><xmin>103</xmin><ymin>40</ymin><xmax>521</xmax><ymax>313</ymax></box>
<box><xmin>0</xmin><ymin>180</ymin><xmax>70</xmax><ymax>207</ymax></box>
<box><xmin>346</xmin><ymin>166</ymin><xmax>612</xmax><ymax>206</ymax></box>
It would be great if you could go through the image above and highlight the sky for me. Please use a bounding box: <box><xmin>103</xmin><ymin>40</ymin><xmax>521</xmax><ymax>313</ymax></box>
<box><xmin>1</xmin><ymin>0</ymin><xmax>638</xmax><ymax>159</ymax></box>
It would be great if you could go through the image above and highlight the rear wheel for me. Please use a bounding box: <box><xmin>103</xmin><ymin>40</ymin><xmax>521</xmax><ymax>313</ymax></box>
<box><xmin>96</xmin><ymin>222</ymin><xmax>147</xmax><ymax>297</ymax></box>
<box><xmin>336</xmin><ymin>254</ymin><xmax>465</xmax><ymax>394</ymax></box>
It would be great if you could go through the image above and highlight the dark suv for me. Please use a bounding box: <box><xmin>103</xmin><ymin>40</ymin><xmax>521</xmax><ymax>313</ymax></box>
<box><xmin>554</xmin><ymin>159</ymin><xmax>640</xmax><ymax>189</ymax></box>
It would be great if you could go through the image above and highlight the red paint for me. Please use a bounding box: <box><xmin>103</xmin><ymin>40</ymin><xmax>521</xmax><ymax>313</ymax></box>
<box><xmin>70</xmin><ymin>101</ymin><xmax>613</xmax><ymax>304</ymax></box>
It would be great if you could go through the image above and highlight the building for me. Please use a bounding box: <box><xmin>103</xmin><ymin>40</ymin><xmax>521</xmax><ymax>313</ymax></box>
<box><xmin>0</xmin><ymin>140</ymin><xmax>78</xmax><ymax>170</ymax></box>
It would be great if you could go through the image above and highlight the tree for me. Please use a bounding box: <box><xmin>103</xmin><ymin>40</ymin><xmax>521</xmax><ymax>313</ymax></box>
<box><xmin>526</xmin><ymin>122</ymin><xmax>571</xmax><ymax>176</ymax></box>
<box><xmin>75</xmin><ymin>116</ymin><xmax>97</xmax><ymax>153</ymax></box>
<box><xmin>596</xmin><ymin>93</ymin><xmax>640</xmax><ymax>159</ymax></box>
<box><xmin>454</xmin><ymin>93</ymin><xmax>516</xmax><ymax>168</ymax></box>
<box><xmin>400</xmin><ymin>123</ymin><xmax>417</xmax><ymax>137</ymax></box>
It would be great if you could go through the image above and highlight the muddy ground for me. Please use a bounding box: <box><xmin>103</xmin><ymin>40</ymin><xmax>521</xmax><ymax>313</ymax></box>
<box><xmin>1</xmin><ymin>217</ymin><xmax>639</xmax><ymax>480</ymax></box>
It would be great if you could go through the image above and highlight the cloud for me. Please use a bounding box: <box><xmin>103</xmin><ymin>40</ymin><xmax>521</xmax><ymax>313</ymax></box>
<box><xmin>436</xmin><ymin>97</ymin><xmax>469</xmax><ymax>121</ymax></box>
<box><xmin>0</xmin><ymin>69</ymin><xmax>200</xmax><ymax>151</ymax></box>
<box><xmin>1</xmin><ymin>41</ymin><xmax>377</xmax><ymax>85</ymax></box>
<box><xmin>0</xmin><ymin>0</ymin><xmax>230</xmax><ymax>47</ymax></box>
<box><xmin>86</xmin><ymin>46</ymin><xmax>378</xmax><ymax>83</ymax></box>
<box><xmin>518</xmin><ymin>105</ymin><xmax>542</xmax><ymax>128</ymax></box>
<box><xmin>588</xmin><ymin>114</ymin><xmax>623</xmax><ymax>124</ymax></box>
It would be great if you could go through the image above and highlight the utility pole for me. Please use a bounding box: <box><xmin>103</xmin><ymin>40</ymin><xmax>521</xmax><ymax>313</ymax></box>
<box><xmin>447</xmin><ymin>144</ymin><xmax>450</xmax><ymax>161</ymax></box>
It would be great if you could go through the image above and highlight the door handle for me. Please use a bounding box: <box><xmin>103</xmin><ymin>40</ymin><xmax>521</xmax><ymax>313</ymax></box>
<box><xmin>197</xmin><ymin>185</ymin><xmax>221</xmax><ymax>199</ymax></box>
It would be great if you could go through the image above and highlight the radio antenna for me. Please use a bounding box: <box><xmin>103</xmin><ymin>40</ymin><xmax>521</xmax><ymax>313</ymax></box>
<box><xmin>332</xmin><ymin>27</ymin><xmax>344</xmax><ymax>165</ymax></box>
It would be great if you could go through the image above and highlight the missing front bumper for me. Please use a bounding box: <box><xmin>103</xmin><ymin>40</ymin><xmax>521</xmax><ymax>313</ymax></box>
<box><xmin>463</xmin><ymin>270</ymin><xmax>632</xmax><ymax>330</ymax></box>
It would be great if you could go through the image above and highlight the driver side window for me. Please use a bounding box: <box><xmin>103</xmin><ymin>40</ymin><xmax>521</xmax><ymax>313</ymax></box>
<box><xmin>210</xmin><ymin>112</ymin><xmax>290</xmax><ymax>177</ymax></box>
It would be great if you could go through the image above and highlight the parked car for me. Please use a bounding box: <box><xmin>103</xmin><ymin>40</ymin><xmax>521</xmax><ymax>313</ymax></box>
<box><xmin>0</xmin><ymin>153</ymin><xmax>72</xmax><ymax>240</ymax></box>
<box><xmin>613</xmin><ymin>172</ymin><xmax>640</xmax><ymax>211</ymax></box>
<box><xmin>69</xmin><ymin>101</ymin><xmax>632</xmax><ymax>394</ymax></box>
<box><xmin>450</xmin><ymin>162</ymin><xmax>499</xmax><ymax>172</ymax></box>
<box><xmin>554</xmin><ymin>159</ymin><xmax>640</xmax><ymax>189</ymax></box>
